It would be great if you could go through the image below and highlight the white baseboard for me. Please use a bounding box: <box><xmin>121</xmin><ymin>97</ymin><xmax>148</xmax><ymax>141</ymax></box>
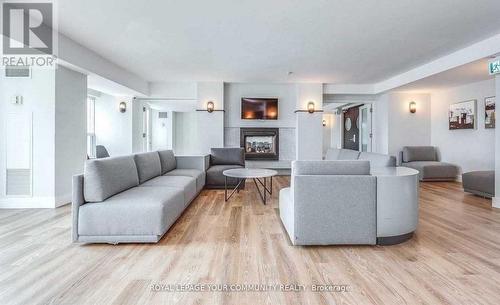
<box><xmin>0</xmin><ymin>196</ymin><xmax>56</xmax><ymax>209</ymax></box>
<box><xmin>493</xmin><ymin>197</ymin><xmax>500</xmax><ymax>209</ymax></box>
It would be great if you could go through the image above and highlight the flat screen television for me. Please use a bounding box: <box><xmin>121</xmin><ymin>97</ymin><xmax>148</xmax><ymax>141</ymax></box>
<box><xmin>241</xmin><ymin>98</ymin><xmax>278</xmax><ymax>120</ymax></box>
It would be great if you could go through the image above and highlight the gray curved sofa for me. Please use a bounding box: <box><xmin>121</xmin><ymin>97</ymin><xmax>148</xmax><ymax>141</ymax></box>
<box><xmin>280</xmin><ymin>160</ymin><xmax>377</xmax><ymax>245</ymax></box>
<box><xmin>72</xmin><ymin>150</ymin><xmax>209</xmax><ymax>244</ymax></box>
<box><xmin>325</xmin><ymin>148</ymin><xmax>397</xmax><ymax>168</ymax></box>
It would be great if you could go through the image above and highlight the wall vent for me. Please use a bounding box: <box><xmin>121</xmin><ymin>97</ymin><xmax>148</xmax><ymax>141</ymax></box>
<box><xmin>5</xmin><ymin>65</ymin><xmax>31</xmax><ymax>78</ymax></box>
<box><xmin>159</xmin><ymin>112</ymin><xmax>168</xmax><ymax>118</ymax></box>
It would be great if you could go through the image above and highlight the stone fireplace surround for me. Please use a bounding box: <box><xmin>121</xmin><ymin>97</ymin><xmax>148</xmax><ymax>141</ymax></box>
<box><xmin>240</xmin><ymin>128</ymin><xmax>279</xmax><ymax>160</ymax></box>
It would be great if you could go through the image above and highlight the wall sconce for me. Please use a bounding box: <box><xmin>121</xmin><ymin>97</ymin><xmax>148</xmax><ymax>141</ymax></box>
<box><xmin>119</xmin><ymin>101</ymin><xmax>127</xmax><ymax>113</ymax></box>
<box><xmin>196</xmin><ymin>100</ymin><xmax>224</xmax><ymax>113</ymax></box>
<box><xmin>206</xmin><ymin>101</ymin><xmax>214</xmax><ymax>113</ymax></box>
<box><xmin>294</xmin><ymin>101</ymin><xmax>324</xmax><ymax>114</ymax></box>
<box><xmin>409</xmin><ymin>101</ymin><xmax>417</xmax><ymax>114</ymax></box>
<box><xmin>307</xmin><ymin>101</ymin><xmax>315</xmax><ymax>113</ymax></box>
<box><xmin>322</xmin><ymin>119</ymin><xmax>327</xmax><ymax>127</ymax></box>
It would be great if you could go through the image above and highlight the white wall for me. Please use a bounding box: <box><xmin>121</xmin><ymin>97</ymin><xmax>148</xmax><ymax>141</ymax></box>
<box><xmin>173</xmin><ymin>112</ymin><xmax>199</xmax><ymax>154</ymax></box>
<box><xmin>0</xmin><ymin>65</ymin><xmax>87</xmax><ymax>208</ymax></box>
<box><xmin>296</xmin><ymin>83</ymin><xmax>323</xmax><ymax>160</ymax></box>
<box><xmin>322</xmin><ymin>114</ymin><xmax>334</xmax><ymax>156</ymax></box>
<box><xmin>151</xmin><ymin>110</ymin><xmax>172</xmax><ymax>151</ymax></box>
<box><xmin>495</xmin><ymin>75</ymin><xmax>500</xmax><ymax>209</ymax></box>
<box><xmin>94</xmin><ymin>92</ymin><xmax>133</xmax><ymax>156</ymax></box>
<box><xmin>224</xmin><ymin>83</ymin><xmax>296</xmax><ymax>160</ymax></box>
<box><xmin>55</xmin><ymin>66</ymin><xmax>87</xmax><ymax>206</ymax></box>
<box><xmin>374</xmin><ymin>92</ymin><xmax>431</xmax><ymax>159</ymax></box>
<box><xmin>0</xmin><ymin>68</ymin><xmax>56</xmax><ymax>207</ymax></box>
<box><xmin>431</xmin><ymin>79</ymin><xmax>495</xmax><ymax>173</ymax></box>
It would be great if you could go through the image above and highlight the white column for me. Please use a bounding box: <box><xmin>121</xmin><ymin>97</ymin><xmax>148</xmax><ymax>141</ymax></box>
<box><xmin>494</xmin><ymin>73</ymin><xmax>500</xmax><ymax>208</ymax></box>
<box><xmin>196</xmin><ymin>82</ymin><xmax>224</xmax><ymax>154</ymax></box>
<box><xmin>295</xmin><ymin>83</ymin><xmax>323</xmax><ymax>160</ymax></box>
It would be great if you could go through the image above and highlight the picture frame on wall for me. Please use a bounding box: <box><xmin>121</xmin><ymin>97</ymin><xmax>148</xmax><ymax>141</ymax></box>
<box><xmin>448</xmin><ymin>100</ymin><xmax>476</xmax><ymax>130</ymax></box>
<box><xmin>485</xmin><ymin>96</ymin><xmax>495</xmax><ymax>129</ymax></box>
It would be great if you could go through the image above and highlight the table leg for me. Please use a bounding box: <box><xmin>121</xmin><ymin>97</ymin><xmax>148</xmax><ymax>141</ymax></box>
<box><xmin>224</xmin><ymin>176</ymin><xmax>227</xmax><ymax>201</ymax></box>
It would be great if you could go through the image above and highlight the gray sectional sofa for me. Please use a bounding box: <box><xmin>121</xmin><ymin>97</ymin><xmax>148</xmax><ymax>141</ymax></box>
<box><xmin>72</xmin><ymin>150</ymin><xmax>209</xmax><ymax>244</ymax></box>
<box><xmin>325</xmin><ymin>148</ymin><xmax>397</xmax><ymax>168</ymax></box>
<box><xmin>400</xmin><ymin>146</ymin><xmax>460</xmax><ymax>181</ymax></box>
<box><xmin>205</xmin><ymin>148</ymin><xmax>246</xmax><ymax>189</ymax></box>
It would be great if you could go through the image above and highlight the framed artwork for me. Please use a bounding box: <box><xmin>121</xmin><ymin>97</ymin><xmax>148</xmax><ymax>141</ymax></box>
<box><xmin>485</xmin><ymin>96</ymin><xmax>495</xmax><ymax>129</ymax></box>
<box><xmin>449</xmin><ymin>100</ymin><xmax>476</xmax><ymax>130</ymax></box>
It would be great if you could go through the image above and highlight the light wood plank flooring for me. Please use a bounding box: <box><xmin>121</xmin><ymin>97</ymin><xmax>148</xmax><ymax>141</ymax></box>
<box><xmin>0</xmin><ymin>177</ymin><xmax>499</xmax><ymax>305</ymax></box>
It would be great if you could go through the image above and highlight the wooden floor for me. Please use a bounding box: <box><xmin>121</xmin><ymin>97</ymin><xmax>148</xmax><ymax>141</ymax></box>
<box><xmin>0</xmin><ymin>177</ymin><xmax>499</xmax><ymax>305</ymax></box>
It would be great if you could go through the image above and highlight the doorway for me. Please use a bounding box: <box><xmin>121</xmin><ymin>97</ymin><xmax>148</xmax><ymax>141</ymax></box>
<box><xmin>342</xmin><ymin>104</ymin><xmax>372</xmax><ymax>152</ymax></box>
<box><xmin>343</xmin><ymin>106</ymin><xmax>359</xmax><ymax>150</ymax></box>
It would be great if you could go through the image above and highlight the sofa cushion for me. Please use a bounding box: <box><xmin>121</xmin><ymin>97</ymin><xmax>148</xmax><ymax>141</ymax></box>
<box><xmin>140</xmin><ymin>176</ymin><xmax>197</xmax><ymax>205</ymax></box>
<box><xmin>462</xmin><ymin>171</ymin><xmax>495</xmax><ymax>197</ymax></box>
<box><xmin>292</xmin><ymin>160</ymin><xmax>370</xmax><ymax>176</ymax></box>
<box><xmin>78</xmin><ymin>186</ymin><xmax>184</xmax><ymax>236</ymax></box>
<box><xmin>338</xmin><ymin>149</ymin><xmax>361</xmax><ymax>160</ymax></box>
<box><xmin>158</xmin><ymin>150</ymin><xmax>177</xmax><ymax>174</ymax></box>
<box><xmin>324</xmin><ymin>148</ymin><xmax>341</xmax><ymax>160</ymax></box>
<box><xmin>359</xmin><ymin>152</ymin><xmax>396</xmax><ymax>167</ymax></box>
<box><xmin>164</xmin><ymin>169</ymin><xmax>205</xmax><ymax>192</ymax></box>
<box><xmin>84</xmin><ymin>156</ymin><xmax>139</xmax><ymax>202</ymax></box>
<box><xmin>403</xmin><ymin>146</ymin><xmax>437</xmax><ymax>162</ymax></box>
<box><xmin>210</xmin><ymin>148</ymin><xmax>245</xmax><ymax>166</ymax></box>
<box><xmin>404</xmin><ymin>161</ymin><xmax>459</xmax><ymax>181</ymax></box>
<box><xmin>134</xmin><ymin>152</ymin><xmax>162</xmax><ymax>183</ymax></box>
<box><xmin>206</xmin><ymin>164</ymin><xmax>244</xmax><ymax>186</ymax></box>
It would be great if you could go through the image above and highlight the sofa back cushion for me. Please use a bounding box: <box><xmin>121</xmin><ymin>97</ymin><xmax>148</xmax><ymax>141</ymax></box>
<box><xmin>359</xmin><ymin>152</ymin><xmax>396</xmax><ymax>167</ymax></box>
<box><xmin>158</xmin><ymin>150</ymin><xmax>177</xmax><ymax>174</ymax></box>
<box><xmin>84</xmin><ymin>156</ymin><xmax>139</xmax><ymax>202</ymax></box>
<box><xmin>292</xmin><ymin>160</ymin><xmax>370</xmax><ymax>176</ymax></box>
<box><xmin>403</xmin><ymin>146</ymin><xmax>437</xmax><ymax>162</ymax></box>
<box><xmin>210</xmin><ymin>148</ymin><xmax>245</xmax><ymax>166</ymax></box>
<box><xmin>134</xmin><ymin>152</ymin><xmax>162</xmax><ymax>183</ymax></box>
<box><xmin>338</xmin><ymin>149</ymin><xmax>361</xmax><ymax>160</ymax></box>
<box><xmin>324</xmin><ymin>148</ymin><xmax>341</xmax><ymax>160</ymax></box>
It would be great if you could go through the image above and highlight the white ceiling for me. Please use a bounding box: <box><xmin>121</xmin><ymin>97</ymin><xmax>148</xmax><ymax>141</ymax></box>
<box><xmin>57</xmin><ymin>0</ymin><xmax>500</xmax><ymax>83</ymax></box>
<box><xmin>394</xmin><ymin>58</ymin><xmax>494</xmax><ymax>92</ymax></box>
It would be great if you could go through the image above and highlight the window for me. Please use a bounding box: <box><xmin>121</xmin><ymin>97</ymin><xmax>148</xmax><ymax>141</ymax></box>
<box><xmin>87</xmin><ymin>96</ymin><xmax>96</xmax><ymax>158</ymax></box>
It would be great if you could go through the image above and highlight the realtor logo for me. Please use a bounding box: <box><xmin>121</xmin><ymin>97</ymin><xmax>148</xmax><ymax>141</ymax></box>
<box><xmin>2</xmin><ymin>1</ymin><xmax>53</xmax><ymax>55</ymax></box>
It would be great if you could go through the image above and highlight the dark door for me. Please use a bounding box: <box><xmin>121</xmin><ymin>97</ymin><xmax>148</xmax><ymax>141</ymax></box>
<box><xmin>343</xmin><ymin>106</ymin><xmax>360</xmax><ymax>150</ymax></box>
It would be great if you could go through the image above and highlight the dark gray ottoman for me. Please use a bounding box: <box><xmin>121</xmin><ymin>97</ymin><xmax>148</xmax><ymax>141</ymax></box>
<box><xmin>462</xmin><ymin>171</ymin><xmax>495</xmax><ymax>198</ymax></box>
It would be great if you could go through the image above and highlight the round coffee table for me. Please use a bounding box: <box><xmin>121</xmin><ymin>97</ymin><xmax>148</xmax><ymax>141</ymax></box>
<box><xmin>223</xmin><ymin>168</ymin><xmax>278</xmax><ymax>204</ymax></box>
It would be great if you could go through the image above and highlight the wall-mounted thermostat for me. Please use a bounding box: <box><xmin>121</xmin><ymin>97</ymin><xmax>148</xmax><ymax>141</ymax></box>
<box><xmin>11</xmin><ymin>95</ymin><xmax>23</xmax><ymax>105</ymax></box>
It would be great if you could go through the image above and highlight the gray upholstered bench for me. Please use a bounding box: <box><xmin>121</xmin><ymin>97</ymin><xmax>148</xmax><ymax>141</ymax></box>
<box><xmin>462</xmin><ymin>171</ymin><xmax>495</xmax><ymax>198</ymax></box>
<box><xmin>400</xmin><ymin>146</ymin><xmax>460</xmax><ymax>181</ymax></box>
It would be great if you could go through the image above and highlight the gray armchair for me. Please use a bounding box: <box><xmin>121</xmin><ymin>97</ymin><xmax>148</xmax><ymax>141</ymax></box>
<box><xmin>400</xmin><ymin>146</ymin><xmax>460</xmax><ymax>181</ymax></box>
<box><xmin>279</xmin><ymin>160</ymin><xmax>377</xmax><ymax>245</ymax></box>
<box><xmin>205</xmin><ymin>148</ymin><xmax>246</xmax><ymax>189</ymax></box>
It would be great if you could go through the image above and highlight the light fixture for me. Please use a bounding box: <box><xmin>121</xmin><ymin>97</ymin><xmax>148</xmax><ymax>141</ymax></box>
<box><xmin>409</xmin><ymin>101</ymin><xmax>417</xmax><ymax>114</ymax></box>
<box><xmin>196</xmin><ymin>100</ymin><xmax>224</xmax><ymax>113</ymax></box>
<box><xmin>307</xmin><ymin>101</ymin><xmax>315</xmax><ymax>113</ymax></box>
<box><xmin>207</xmin><ymin>101</ymin><xmax>214</xmax><ymax>113</ymax></box>
<box><xmin>322</xmin><ymin>119</ymin><xmax>327</xmax><ymax>127</ymax></box>
<box><xmin>294</xmin><ymin>101</ymin><xmax>324</xmax><ymax>114</ymax></box>
<box><xmin>119</xmin><ymin>101</ymin><xmax>127</xmax><ymax>113</ymax></box>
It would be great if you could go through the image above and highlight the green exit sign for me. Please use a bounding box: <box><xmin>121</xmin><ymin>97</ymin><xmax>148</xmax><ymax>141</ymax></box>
<box><xmin>489</xmin><ymin>59</ymin><xmax>500</xmax><ymax>75</ymax></box>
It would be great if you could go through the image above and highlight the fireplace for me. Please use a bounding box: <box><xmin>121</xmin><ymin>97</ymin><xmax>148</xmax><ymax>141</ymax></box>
<box><xmin>240</xmin><ymin>128</ymin><xmax>279</xmax><ymax>160</ymax></box>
